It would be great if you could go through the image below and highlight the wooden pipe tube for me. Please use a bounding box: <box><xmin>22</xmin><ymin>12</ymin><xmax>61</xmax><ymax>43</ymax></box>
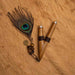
<box><xmin>40</xmin><ymin>21</ymin><xmax>57</xmax><ymax>60</ymax></box>
<box><xmin>38</xmin><ymin>26</ymin><xmax>44</xmax><ymax>60</ymax></box>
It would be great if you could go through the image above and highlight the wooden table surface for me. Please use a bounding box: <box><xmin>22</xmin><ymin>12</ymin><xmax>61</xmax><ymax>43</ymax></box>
<box><xmin>0</xmin><ymin>0</ymin><xmax>75</xmax><ymax>75</ymax></box>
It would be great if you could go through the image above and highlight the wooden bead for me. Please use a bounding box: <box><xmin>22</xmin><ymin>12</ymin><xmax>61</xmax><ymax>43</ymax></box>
<box><xmin>27</xmin><ymin>46</ymin><xmax>34</xmax><ymax>55</ymax></box>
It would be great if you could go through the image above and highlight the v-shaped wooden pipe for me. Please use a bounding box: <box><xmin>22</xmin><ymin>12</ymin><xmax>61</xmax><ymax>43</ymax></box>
<box><xmin>38</xmin><ymin>21</ymin><xmax>57</xmax><ymax>61</ymax></box>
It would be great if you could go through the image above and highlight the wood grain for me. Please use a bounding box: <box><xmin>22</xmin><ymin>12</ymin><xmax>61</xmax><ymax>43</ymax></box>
<box><xmin>0</xmin><ymin>0</ymin><xmax>75</xmax><ymax>75</ymax></box>
<box><xmin>38</xmin><ymin>26</ymin><xmax>44</xmax><ymax>60</ymax></box>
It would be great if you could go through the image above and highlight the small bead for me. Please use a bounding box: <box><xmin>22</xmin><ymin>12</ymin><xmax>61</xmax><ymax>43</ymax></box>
<box><xmin>30</xmin><ymin>43</ymin><xmax>34</xmax><ymax>46</ymax></box>
<box><xmin>27</xmin><ymin>46</ymin><xmax>34</xmax><ymax>55</ymax></box>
